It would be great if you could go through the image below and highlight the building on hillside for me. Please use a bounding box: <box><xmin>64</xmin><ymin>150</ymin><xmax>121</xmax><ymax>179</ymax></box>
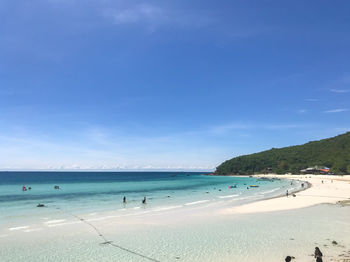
<box><xmin>300</xmin><ymin>166</ymin><xmax>331</xmax><ymax>174</ymax></box>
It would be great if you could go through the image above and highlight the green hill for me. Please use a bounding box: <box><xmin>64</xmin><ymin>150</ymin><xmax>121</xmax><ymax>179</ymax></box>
<box><xmin>216</xmin><ymin>132</ymin><xmax>350</xmax><ymax>175</ymax></box>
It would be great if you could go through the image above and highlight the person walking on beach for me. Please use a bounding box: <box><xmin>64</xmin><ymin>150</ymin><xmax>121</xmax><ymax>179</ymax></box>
<box><xmin>314</xmin><ymin>247</ymin><xmax>323</xmax><ymax>262</ymax></box>
<box><xmin>286</xmin><ymin>190</ymin><xmax>289</xmax><ymax>197</ymax></box>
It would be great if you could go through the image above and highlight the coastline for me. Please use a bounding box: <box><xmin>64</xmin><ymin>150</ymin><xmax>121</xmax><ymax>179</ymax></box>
<box><xmin>1</xmin><ymin>174</ymin><xmax>350</xmax><ymax>262</ymax></box>
<box><xmin>221</xmin><ymin>174</ymin><xmax>350</xmax><ymax>214</ymax></box>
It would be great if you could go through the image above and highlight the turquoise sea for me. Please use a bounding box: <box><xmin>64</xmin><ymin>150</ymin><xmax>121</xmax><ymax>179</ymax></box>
<box><xmin>0</xmin><ymin>172</ymin><xmax>300</xmax><ymax>225</ymax></box>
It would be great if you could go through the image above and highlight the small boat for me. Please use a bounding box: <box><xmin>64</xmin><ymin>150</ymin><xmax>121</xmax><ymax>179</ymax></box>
<box><xmin>257</xmin><ymin>178</ymin><xmax>273</xmax><ymax>181</ymax></box>
<box><xmin>250</xmin><ymin>185</ymin><xmax>259</xmax><ymax>188</ymax></box>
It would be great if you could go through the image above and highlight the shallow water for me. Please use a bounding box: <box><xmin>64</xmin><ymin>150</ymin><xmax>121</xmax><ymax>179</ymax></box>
<box><xmin>1</xmin><ymin>203</ymin><xmax>349</xmax><ymax>262</ymax></box>
<box><xmin>0</xmin><ymin>172</ymin><xmax>299</xmax><ymax>226</ymax></box>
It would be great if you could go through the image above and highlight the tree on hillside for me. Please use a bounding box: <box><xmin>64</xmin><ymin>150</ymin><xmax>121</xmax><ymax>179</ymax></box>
<box><xmin>216</xmin><ymin>132</ymin><xmax>350</xmax><ymax>175</ymax></box>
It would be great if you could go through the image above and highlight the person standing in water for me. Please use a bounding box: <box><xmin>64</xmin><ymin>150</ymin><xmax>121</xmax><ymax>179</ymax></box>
<box><xmin>314</xmin><ymin>247</ymin><xmax>323</xmax><ymax>262</ymax></box>
<box><xmin>142</xmin><ymin>197</ymin><xmax>146</xmax><ymax>204</ymax></box>
<box><xmin>286</xmin><ymin>190</ymin><xmax>289</xmax><ymax>197</ymax></box>
<box><xmin>123</xmin><ymin>196</ymin><xmax>126</xmax><ymax>204</ymax></box>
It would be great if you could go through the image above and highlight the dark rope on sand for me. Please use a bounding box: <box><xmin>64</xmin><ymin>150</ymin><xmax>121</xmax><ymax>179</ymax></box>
<box><xmin>53</xmin><ymin>206</ymin><xmax>161</xmax><ymax>262</ymax></box>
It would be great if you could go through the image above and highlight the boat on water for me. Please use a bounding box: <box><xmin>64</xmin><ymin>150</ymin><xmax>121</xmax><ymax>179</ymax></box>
<box><xmin>257</xmin><ymin>177</ymin><xmax>274</xmax><ymax>181</ymax></box>
<box><xmin>250</xmin><ymin>185</ymin><xmax>259</xmax><ymax>188</ymax></box>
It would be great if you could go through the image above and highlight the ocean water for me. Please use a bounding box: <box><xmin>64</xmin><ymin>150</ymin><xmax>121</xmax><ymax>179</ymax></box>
<box><xmin>0</xmin><ymin>172</ymin><xmax>299</xmax><ymax>226</ymax></box>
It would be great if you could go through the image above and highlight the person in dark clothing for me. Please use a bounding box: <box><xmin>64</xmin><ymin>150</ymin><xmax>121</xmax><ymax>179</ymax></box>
<box><xmin>123</xmin><ymin>196</ymin><xmax>126</xmax><ymax>204</ymax></box>
<box><xmin>142</xmin><ymin>197</ymin><xmax>146</xmax><ymax>204</ymax></box>
<box><xmin>314</xmin><ymin>247</ymin><xmax>323</xmax><ymax>262</ymax></box>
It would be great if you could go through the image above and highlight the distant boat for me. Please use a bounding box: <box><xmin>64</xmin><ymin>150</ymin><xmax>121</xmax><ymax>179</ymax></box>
<box><xmin>250</xmin><ymin>185</ymin><xmax>259</xmax><ymax>188</ymax></box>
<box><xmin>257</xmin><ymin>177</ymin><xmax>273</xmax><ymax>181</ymax></box>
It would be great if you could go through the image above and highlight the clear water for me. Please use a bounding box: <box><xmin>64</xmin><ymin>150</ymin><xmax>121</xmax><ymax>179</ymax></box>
<box><xmin>0</xmin><ymin>172</ymin><xmax>299</xmax><ymax>225</ymax></box>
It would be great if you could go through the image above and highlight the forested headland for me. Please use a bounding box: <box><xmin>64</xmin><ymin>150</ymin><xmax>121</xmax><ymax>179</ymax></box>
<box><xmin>216</xmin><ymin>132</ymin><xmax>350</xmax><ymax>175</ymax></box>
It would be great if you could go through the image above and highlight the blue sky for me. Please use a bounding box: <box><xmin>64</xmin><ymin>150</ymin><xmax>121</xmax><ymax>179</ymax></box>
<box><xmin>0</xmin><ymin>0</ymin><xmax>349</xmax><ymax>171</ymax></box>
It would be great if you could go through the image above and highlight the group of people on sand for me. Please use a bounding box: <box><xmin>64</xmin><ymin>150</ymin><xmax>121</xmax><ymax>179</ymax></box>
<box><xmin>122</xmin><ymin>196</ymin><xmax>147</xmax><ymax>205</ymax></box>
<box><xmin>286</xmin><ymin>190</ymin><xmax>297</xmax><ymax>198</ymax></box>
<box><xmin>285</xmin><ymin>247</ymin><xmax>323</xmax><ymax>262</ymax></box>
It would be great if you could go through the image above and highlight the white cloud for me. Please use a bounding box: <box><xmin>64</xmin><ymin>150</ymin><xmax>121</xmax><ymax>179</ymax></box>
<box><xmin>105</xmin><ymin>4</ymin><xmax>164</xmax><ymax>25</ymax></box>
<box><xmin>101</xmin><ymin>2</ymin><xmax>215</xmax><ymax>32</ymax></box>
<box><xmin>210</xmin><ymin>123</ymin><xmax>250</xmax><ymax>135</ymax></box>
<box><xmin>332</xmin><ymin>127</ymin><xmax>350</xmax><ymax>133</ymax></box>
<box><xmin>297</xmin><ymin>109</ymin><xmax>307</xmax><ymax>114</ymax></box>
<box><xmin>330</xmin><ymin>89</ymin><xmax>350</xmax><ymax>93</ymax></box>
<box><xmin>324</xmin><ymin>108</ymin><xmax>348</xmax><ymax>113</ymax></box>
<box><xmin>209</xmin><ymin>122</ymin><xmax>307</xmax><ymax>135</ymax></box>
<box><xmin>264</xmin><ymin>124</ymin><xmax>303</xmax><ymax>129</ymax></box>
<box><xmin>0</xmin><ymin>126</ymin><xmax>223</xmax><ymax>171</ymax></box>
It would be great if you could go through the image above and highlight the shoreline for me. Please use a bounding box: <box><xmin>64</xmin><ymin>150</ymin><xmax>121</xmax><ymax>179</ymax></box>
<box><xmin>220</xmin><ymin>174</ymin><xmax>350</xmax><ymax>214</ymax></box>
<box><xmin>1</xmin><ymin>174</ymin><xmax>350</xmax><ymax>262</ymax></box>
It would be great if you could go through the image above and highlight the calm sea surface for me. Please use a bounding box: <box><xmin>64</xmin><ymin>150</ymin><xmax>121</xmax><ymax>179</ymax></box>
<box><xmin>0</xmin><ymin>172</ymin><xmax>299</xmax><ymax>224</ymax></box>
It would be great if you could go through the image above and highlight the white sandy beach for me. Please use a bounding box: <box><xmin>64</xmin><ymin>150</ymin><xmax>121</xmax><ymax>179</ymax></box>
<box><xmin>222</xmin><ymin>174</ymin><xmax>350</xmax><ymax>214</ymax></box>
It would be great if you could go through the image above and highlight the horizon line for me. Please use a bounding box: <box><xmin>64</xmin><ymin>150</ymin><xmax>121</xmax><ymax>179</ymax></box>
<box><xmin>0</xmin><ymin>169</ymin><xmax>214</xmax><ymax>172</ymax></box>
